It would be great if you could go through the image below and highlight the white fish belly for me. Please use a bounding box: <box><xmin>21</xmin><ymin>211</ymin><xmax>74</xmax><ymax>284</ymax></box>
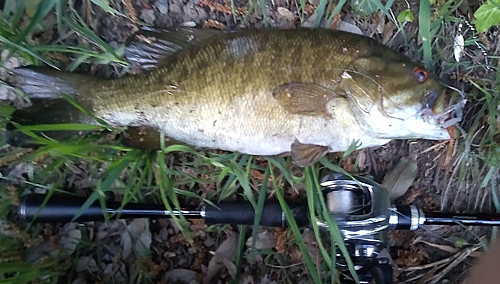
<box><xmin>136</xmin><ymin>92</ymin><xmax>392</xmax><ymax>155</ymax></box>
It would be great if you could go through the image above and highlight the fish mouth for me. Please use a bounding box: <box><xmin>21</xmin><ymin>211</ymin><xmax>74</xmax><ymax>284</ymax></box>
<box><xmin>421</xmin><ymin>87</ymin><xmax>466</xmax><ymax>129</ymax></box>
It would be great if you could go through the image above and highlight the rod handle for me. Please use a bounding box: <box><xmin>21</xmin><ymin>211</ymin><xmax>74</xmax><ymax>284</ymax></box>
<box><xmin>204</xmin><ymin>201</ymin><xmax>308</xmax><ymax>227</ymax></box>
<box><xmin>19</xmin><ymin>194</ymin><xmax>110</xmax><ymax>223</ymax></box>
<box><xmin>19</xmin><ymin>194</ymin><xmax>172</xmax><ymax>223</ymax></box>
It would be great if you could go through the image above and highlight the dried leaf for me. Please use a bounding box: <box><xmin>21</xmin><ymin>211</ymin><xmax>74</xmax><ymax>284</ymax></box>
<box><xmin>277</xmin><ymin>7</ymin><xmax>298</xmax><ymax>24</ymax></box>
<box><xmin>121</xmin><ymin>218</ymin><xmax>151</xmax><ymax>259</ymax></box>
<box><xmin>60</xmin><ymin>229</ymin><xmax>82</xmax><ymax>257</ymax></box>
<box><xmin>76</xmin><ymin>256</ymin><xmax>98</xmax><ymax>272</ymax></box>
<box><xmin>164</xmin><ymin>269</ymin><xmax>197</xmax><ymax>282</ymax></box>
<box><xmin>417</xmin><ymin>239</ymin><xmax>459</xmax><ymax>253</ymax></box>
<box><xmin>246</xmin><ymin>230</ymin><xmax>276</xmax><ymax>250</ymax></box>
<box><xmin>204</xmin><ymin>231</ymin><xmax>237</xmax><ymax>284</ymax></box>
<box><xmin>382</xmin><ymin>155</ymin><xmax>418</xmax><ymax>200</ymax></box>
<box><xmin>338</xmin><ymin>21</ymin><xmax>363</xmax><ymax>35</ymax></box>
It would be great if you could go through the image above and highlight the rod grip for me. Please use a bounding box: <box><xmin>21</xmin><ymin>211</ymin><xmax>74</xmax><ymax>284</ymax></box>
<box><xmin>19</xmin><ymin>194</ymin><xmax>110</xmax><ymax>223</ymax></box>
<box><xmin>204</xmin><ymin>201</ymin><xmax>308</xmax><ymax>227</ymax></box>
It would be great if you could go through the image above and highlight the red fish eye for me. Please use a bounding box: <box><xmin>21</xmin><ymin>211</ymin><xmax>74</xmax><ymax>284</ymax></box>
<box><xmin>413</xmin><ymin>67</ymin><xmax>429</xmax><ymax>83</ymax></box>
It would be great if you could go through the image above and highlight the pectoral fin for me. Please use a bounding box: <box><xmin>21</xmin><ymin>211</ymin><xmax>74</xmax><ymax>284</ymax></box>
<box><xmin>272</xmin><ymin>82</ymin><xmax>341</xmax><ymax>117</ymax></box>
<box><xmin>291</xmin><ymin>140</ymin><xmax>329</xmax><ymax>167</ymax></box>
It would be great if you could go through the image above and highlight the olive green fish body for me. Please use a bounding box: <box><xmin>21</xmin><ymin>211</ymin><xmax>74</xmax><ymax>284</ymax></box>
<box><xmin>8</xmin><ymin>28</ymin><xmax>464</xmax><ymax>166</ymax></box>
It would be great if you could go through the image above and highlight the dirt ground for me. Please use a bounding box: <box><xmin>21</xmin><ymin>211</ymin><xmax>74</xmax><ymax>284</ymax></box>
<box><xmin>1</xmin><ymin>0</ymin><xmax>499</xmax><ymax>283</ymax></box>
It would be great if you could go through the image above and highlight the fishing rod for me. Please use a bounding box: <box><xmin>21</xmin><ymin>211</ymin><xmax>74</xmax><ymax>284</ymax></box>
<box><xmin>18</xmin><ymin>172</ymin><xmax>500</xmax><ymax>284</ymax></box>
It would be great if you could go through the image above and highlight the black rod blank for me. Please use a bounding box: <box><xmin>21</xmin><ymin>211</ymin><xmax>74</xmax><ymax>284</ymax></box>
<box><xmin>423</xmin><ymin>212</ymin><xmax>500</xmax><ymax>226</ymax></box>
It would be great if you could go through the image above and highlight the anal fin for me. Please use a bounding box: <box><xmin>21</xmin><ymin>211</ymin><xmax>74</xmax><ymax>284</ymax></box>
<box><xmin>291</xmin><ymin>140</ymin><xmax>329</xmax><ymax>167</ymax></box>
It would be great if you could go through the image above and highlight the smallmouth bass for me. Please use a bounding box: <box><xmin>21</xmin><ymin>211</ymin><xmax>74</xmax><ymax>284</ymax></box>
<box><xmin>6</xmin><ymin>28</ymin><xmax>464</xmax><ymax>166</ymax></box>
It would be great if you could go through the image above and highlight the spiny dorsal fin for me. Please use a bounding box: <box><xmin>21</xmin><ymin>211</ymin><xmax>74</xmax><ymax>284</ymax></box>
<box><xmin>125</xmin><ymin>27</ymin><xmax>224</xmax><ymax>70</ymax></box>
<box><xmin>291</xmin><ymin>140</ymin><xmax>329</xmax><ymax>167</ymax></box>
<box><xmin>272</xmin><ymin>82</ymin><xmax>341</xmax><ymax>117</ymax></box>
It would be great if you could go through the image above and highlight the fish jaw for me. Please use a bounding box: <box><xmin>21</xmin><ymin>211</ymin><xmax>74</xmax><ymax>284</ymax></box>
<box><xmin>351</xmin><ymin>103</ymin><xmax>452</xmax><ymax>140</ymax></box>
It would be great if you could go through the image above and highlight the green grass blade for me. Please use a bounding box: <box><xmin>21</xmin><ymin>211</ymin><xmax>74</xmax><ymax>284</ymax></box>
<box><xmin>3</xmin><ymin>0</ymin><xmax>25</xmax><ymax>28</ymax></box>
<box><xmin>305</xmin><ymin>167</ymin><xmax>334</xmax><ymax>275</ymax></box>
<box><xmin>248</xmin><ymin>166</ymin><xmax>270</xmax><ymax>260</ymax></box>
<box><xmin>229</xmin><ymin>0</ymin><xmax>237</xmax><ymax>23</ymax></box>
<box><xmin>15</xmin><ymin>0</ymin><xmax>56</xmax><ymax>40</ymax></box>
<box><xmin>327</xmin><ymin>0</ymin><xmax>347</xmax><ymax>22</ymax></box>
<box><xmin>90</xmin><ymin>0</ymin><xmax>126</xmax><ymax>17</ymax></box>
<box><xmin>241</xmin><ymin>0</ymin><xmax>257</xmax><ymax>26</ymax></box>
<box><xmin>234</xmin><ymin>225</ymin><xmax>246</xmax><ymax>278</ymax></box>
<box><xmin>156</xmin><ymin>151</ymin><xmax>190</xmax><ymax>240</ymax></box>
<box><xmin>233</xmin><ymin>156</ymin><xmax>256</xmax><ymax>206</ymax></box>
<box><xmin>419</xmin><ymin>0</ymin><xmax>433</xmax><ymax>71</ymax></box>
<box><xmin>62</xmin><ymin>15</ymin><xmax>122</xmax><ymax>62</ymax></box>
<box><xmin>298</xmin><ymin>0</ymin><xmax>307</xmax><ymax>23</ymax></box>
<box><xmin>0</xmin><ymin>34</ymin><xmax>58</xmax><ymax>68</ymax></box>
<box><xmin>258</xmin><ymin>0</ymin><xmax>269</xmax><ymax>27</ymax></box>
<box><xmin>16</xmin><ymin>123</ymin><xmax>104</xmax><ymax>131</ymax></box>
<box><xmin>271</xmin><ymin>166</ymin><xmax>322</xmax><ymax>284</ymax></box>
<box><xmin>313</xmin><ymin>0</ymin><xmax>328</xmax><ymax>27</ymax></box>
<box><xmin>308</xmin><ymin>165</ymin><xmax>360</xmax><ymax>282</ymax></box>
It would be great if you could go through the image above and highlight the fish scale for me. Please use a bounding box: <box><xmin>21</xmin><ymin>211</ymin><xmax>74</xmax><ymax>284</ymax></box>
<box><xmin>7</xmin><ymin>28</ymin><xmax>463</xmax><ymax>166</ymax></box>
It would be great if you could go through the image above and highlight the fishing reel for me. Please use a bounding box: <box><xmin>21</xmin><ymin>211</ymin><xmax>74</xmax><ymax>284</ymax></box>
<box><xmin>318</xmin><ymin>173</ymin><xmax>396</xmax><ymax>283</ymax></box>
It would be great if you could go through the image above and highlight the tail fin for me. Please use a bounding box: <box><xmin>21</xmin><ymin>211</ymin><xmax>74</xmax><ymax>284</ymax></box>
<box><xmin>12</xmin><ymin>67</ymin><xmax>82</xmax><ymax>99</ymax></box>
<box><xmin>6</xmin><ymin>67</ymin><xmax>95</xmax><ymax>147</ymax></box>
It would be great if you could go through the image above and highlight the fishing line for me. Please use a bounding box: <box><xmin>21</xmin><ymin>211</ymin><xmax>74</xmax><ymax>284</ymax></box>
<box><xmin>453</xmin><ymin>16</ymin><xmax>490</xmax><ymax>69</ymax></box>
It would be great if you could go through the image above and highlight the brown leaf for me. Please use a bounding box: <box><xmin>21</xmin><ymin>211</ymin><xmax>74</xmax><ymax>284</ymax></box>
<box><xmin>121</xmin><ymin>218</ymin><xmax>151</xmax><ymax>259</ymax></box>
<box><xmin>382</xmin><ymin>155</ymin><xmax>418</xmax><ymax>201</ymax></box>
<box><xmin>246</xmin><ymin>230</ymin><xmax>276</xmax><ymax>250</ymax></box>
<box><xmin>164</xmin><ymin>269</ymin><xmax>197</xmax><ymax>283</ymax></box>
<box><xmin>204</xmin><ymin>231</ymin><xmax>238</xmax><ymax>284</ymax></box>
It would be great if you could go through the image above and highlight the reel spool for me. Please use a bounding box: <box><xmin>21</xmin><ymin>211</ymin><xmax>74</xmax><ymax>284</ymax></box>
<box><xmin>320</xmin><ymin>173</ymin><xmax>394</xmax><ymax>283</ymax></box>
<box><xmin>320</xmin><ymin>172</ymin><xmax>391</xmax><ymax>241</ymax></box>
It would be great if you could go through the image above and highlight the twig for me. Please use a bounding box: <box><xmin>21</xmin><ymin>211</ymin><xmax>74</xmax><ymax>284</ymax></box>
<box><xmin>398</xmin><ymin>254</ymin><xmax>458</xmax><ymax>272</ymax></box>
<box><xmin>427</xmin><ymin>246</ymin><xmax>480</xmax><ymax>284</ymax></box>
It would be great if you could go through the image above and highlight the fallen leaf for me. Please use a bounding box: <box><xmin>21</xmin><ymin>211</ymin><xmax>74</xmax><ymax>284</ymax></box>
<box><xmin>382</xmin><ymin>155</ymin><xmax>418</xmax><ymax>201</ymax></box>
<box><xmin>302</xmin><ymin>12</ymin><xmax>318</xmax><ymax>28</ymax></box>
<box><xmin>164</xmin><ymin>269</ymin><xmax>197</xmax><ymax>282</ymax></box>
<box><xmin>246</xmin><ymin>231</ymin><xmax>276</xmax><ymax>250</ymax></box>
<box><xmin>121</xmin><ymin>218</ymin><xmax>151</xmax><ymax>259</ymax></box>
<box><xmin>203</xmin><ymin>231</ymin><xmax>238</xmax><ymax>284</ymax></box>
<box><xmin>338</xmin><ymin>21</ymin><xmax>363</xmax><ymax>35</ymax></box>
<box><xmin>277</xmin><ymin>7</ymin><xmax>298</xmax><ymax>25</ymax></box>
<box><xmin>76</xmin><ymin>256</ymin><xmax>99</xmax><ymax>272</ymax></box>
<box><xmin>60</xmin><ymin>228</ymin><xmax>82</xmax><ymax>257</ymax></box>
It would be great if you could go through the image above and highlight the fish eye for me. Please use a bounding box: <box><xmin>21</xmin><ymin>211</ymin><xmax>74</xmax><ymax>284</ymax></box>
<box><xmin>413</xmin><ymin>67</ymin><xmax>429</xmax><ymax>83</ymax></box>
<box><xmin>424</xmin><ymin>91</ymin><xmax>439</xmax><ymax>108</ymax></box>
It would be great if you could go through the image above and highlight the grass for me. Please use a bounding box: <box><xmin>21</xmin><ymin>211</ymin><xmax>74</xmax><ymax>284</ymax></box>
<box><xmin>0</xmin><ymin>0</ymin><xmax>499</xmax><ymax>283</ymax></box>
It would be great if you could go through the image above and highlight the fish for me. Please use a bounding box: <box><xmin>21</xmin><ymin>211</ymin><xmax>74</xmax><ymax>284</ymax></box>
<box><xmin>5</xmin><ymin>27</ymin><xmax>465</xmax><ymax>167</ymax></box>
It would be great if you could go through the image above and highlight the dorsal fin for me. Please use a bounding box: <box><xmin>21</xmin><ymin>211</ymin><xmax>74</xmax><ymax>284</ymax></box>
<box><xmin>125</xmin><ymin>27</ymin><xmax>224</xmax><ymax>70</ymax></box>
